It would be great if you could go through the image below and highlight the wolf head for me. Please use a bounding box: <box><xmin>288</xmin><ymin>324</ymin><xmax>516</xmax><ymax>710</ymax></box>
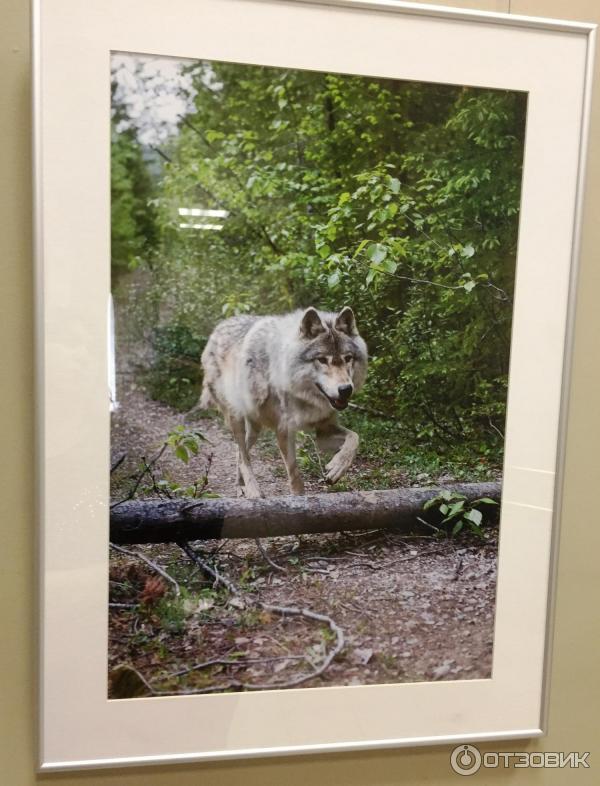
<box><xmin>295</xmin><ymin>306</ymin><xmax>368</xmax><ymax>412</ymax></box>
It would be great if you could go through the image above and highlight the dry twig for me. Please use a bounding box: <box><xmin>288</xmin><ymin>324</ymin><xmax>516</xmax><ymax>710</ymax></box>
<box><xmin>110</xmin><ymin>443</ymin><xmax>167</xmax><ymax>509</ymax></box>
<box><xmin>254</xmin><ymin>538</ymin><xmax>286</xmax><ymax>572</ymax></box>
<box><xmin>171</xmin><ymin>540</ymin><xmax>345</xmax><ymax>693</ymax></box>
<box><xmin>177</xmin><ymin>541</ymin><xmax>238</xmax><ymax>594</ymax></box>
<box><xmin>110</xmin><ymin>453</ymin><xmax>127</xmax><ymax>474</ymax></box>
<box><xmin>168</xmin><ymin>653</ymin><xmax>306</xmax><ymax>679</ymax></box>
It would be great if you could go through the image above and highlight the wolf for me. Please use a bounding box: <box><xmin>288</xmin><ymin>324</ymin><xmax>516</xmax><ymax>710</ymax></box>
<box><xmin>200</xmin><ymin>306</ymin><xmax>368</xmax><ymax>498</ymax></box>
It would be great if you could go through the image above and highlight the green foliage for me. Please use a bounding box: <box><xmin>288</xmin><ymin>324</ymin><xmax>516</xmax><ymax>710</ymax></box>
<box><xmin>145</xmin><ymin>323</ymin><xmax>206</xmax><ymax>411</ymax></box>
<box><xmin>151</xmin><ymin>477</ymin><xmax>219</xmax><ymax>499</ymax></box>
<box><xmin>153</xmin><ymin>594</ymin><xmax>187</xmax><ymax>633</ymax></box>
<box><xmin>422</xmin><ymin>491</ymin><xmax>498</xmax><ymax>538</ymax></box>
<box><xmin>111</xmin><ymin>125</ymin><xmax>158</xmax><ymax>277</ymax></box>
<box><xmin>296</xmin><ymin>431</ymin><xmax>325</xmax><ymax>478</ymax></box>
<box><xmin>167</xmin><ymin>424</ymin><xmax>207</xmax><ymax>464</ymax></box>
<box><xmin>112</xmin><ymin>60</ymin><xmax>526</xmax><ymax>470</ymax></box>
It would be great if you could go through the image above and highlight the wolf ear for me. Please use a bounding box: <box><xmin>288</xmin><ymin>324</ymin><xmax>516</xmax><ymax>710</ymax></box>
<box><xmin>300</xmin><ymin>307</ymin><xmax>326</xmax><ymax>338</ymax></box>
<box><xmin>335</xmin><ymin>306</ymin><xmax>357</xmax><ymax>336</ymax></box>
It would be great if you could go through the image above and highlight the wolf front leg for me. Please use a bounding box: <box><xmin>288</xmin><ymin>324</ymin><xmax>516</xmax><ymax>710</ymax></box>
<box><xmin>276</xmin><ymin>429</ymin><xmax>305</xmax><ymax>495</ymax></box>
<box><xmin>315</xmin><ymin>421</ymin><xmax>359</xmax><ymax>485</ymax></box>
<box><xmin>230</xmin><ymin>417</ymin><xmax>262</xmax><ymax>498</ymax></box>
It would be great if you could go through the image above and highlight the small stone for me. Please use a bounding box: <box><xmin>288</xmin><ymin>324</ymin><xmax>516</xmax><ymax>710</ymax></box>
<box><xmin>351</xmin><ymin>647</ymin><xmax>373</xmax><ymax>665</ymax></box>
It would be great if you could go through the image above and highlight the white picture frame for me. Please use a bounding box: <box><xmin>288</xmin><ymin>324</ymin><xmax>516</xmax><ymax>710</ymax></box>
<box><xmin>34</xmin><ymin>0</ymin><xmax>596</xmax><ymax>771</ymax></box>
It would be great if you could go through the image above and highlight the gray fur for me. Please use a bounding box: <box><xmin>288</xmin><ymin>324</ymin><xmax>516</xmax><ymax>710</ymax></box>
<box><xmin>200</xmin><ymin>307</ymin><xmax>368</xmax><ymax>497</ymax></box>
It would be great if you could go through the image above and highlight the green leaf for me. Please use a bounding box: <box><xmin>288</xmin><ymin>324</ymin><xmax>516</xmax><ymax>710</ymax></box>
<box><xmin>365</xmin><ymin>268</ymin><xmax>377</xmax><ymax>286</ymax></box>
<box><xmin>467</xmin><ymin>522</ymin><xmax>485</xmax><ymax>538</ymax></box>
<box><xmin>439</xmin><ymin>504</ymin><xmax>449</xmax><ymax>516</ymax></box>
<box><xmin>473</xmin><ymin>497</ymin><xmax>498</xmax><ymax>506</ymax></box>
<box><xmin>366</xmin><ymin>243</ymin><xmax>387</xmax><ymax>264</ymax></box>
<box><xmin>389</xmin><ymin>177</ymin><xmax>401</xmax><ymax>194</ymax></box>
<box><xmin>205</xmin><ymin>129</ymin><xmax>224</xmax><ymax>143</ymax></box>
<box><xmin>327</xmin><ymin>270</ymin><xmax>341</xmax><ymax>288</ymax></box>
<box><xmin>461</xmin><ymin>243</ymin><xmax>475</xmax><ymax>258</ymax></box>
<box><xmin>353</xmin><ymin>239</ymin><xmax>369</xmax><ymax>258</ymax></box>
<box><xmin>452</xmin><ymin>520</ymin><xmax>464</xmax><ymax>536</ymax></box>
<box><xmin>446</xmin><ymin>500</ymin><xmax>465</xmax><ymax>519</ymax></box>
<box><xmin>382</xmin><ymin>258</ymin><xmax>398</xmax><ymax>274</ymax></box>
<box><xmin>317</xmin><ymin>244</ymin><xmax>331</xmax><ymax>259</ymax></box>
<box><xmin>175</xmin><ymin>445</ymin><xmax>189</xmax><ymax>463</ymax></box>
<box><xmin>423</xmin><ymin>496</ymin><xmax>442</xmax><ymax>511</ymax></box>
<box><xmin>185</xmin><ymin>440</ymin><xmax>199</xmax><ymax>455</ymax></box>
<box><xmin>463</xmin><ymin>280</ymin><xmax>476</xmax><ymax>293</ymax></box>
<box><xmin>464</xmin><ymin>509</ymin><xmax>483</xmax><ymax>526</ymax></box>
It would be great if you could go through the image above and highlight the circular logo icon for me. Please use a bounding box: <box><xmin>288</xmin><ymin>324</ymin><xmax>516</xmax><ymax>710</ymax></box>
<box><xmin>450</xmin><ymin>744</ymin><xmax>482</xmax><ymax>776</ymax></box>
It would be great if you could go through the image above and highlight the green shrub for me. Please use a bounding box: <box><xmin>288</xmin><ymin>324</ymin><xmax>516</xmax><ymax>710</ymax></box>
<box><xmin>145</xmin><ymin>323</ymin><xmax>206</xmax><ymax>411</ymax></box>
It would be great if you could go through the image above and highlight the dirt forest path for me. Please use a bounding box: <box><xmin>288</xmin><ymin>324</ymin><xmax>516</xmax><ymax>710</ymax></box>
<box><xmin>111</xmin><ymin>384</ymin><xmax>373</xmax><ymax>500</ymax></box>
<box><xmin>110</xmin><ymin>381</ymin><xmax>498</xmax><ymax>695</ymax></box>
<box><xmin>111</xmin><ymin>383</ymin><xmax>295</xmax><ymax>499</ymax></box>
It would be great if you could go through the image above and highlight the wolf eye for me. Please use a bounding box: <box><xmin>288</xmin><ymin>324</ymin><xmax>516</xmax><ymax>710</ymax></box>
<box><xmin>344</xmin><ymin>355</ymin><xmax>353</xmax><ymax>363</ymax></box>
<box><xmin>316</xmin><ymin>356</ymin><xmax>328</xmax><ymax>365</ymax></box>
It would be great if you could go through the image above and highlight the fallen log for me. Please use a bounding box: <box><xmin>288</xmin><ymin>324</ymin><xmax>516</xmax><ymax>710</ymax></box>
<box><xmin>110</xmin><ymin>482</ymin><xmax>501</xmax><ymax>544</ymax></box>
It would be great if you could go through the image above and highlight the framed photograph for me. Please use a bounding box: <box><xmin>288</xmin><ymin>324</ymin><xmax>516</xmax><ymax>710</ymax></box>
<box><xmin>35</xmin><ymin>0</ymin><xmax>596</xmax><ymax>772</ymax></box>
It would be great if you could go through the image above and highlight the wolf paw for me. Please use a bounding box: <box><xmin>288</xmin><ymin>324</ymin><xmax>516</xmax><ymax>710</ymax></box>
<box><xmin>289</xmin><ymin>478</ymin><xmax>305</xmax><ymax>495</ymax></box>
<box><xmin>325</xmin><ymin>452</ymin><xmax>352</xmax><ymax>485</ymax></box>
<box><xmin>241</xmin><ymin>480</ymin><xmax>263</xmax><ymax>499</ymax></box>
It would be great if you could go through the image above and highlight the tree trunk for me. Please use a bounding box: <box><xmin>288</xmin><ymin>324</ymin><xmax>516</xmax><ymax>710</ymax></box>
<box><xmin>110</xmin><ymin>482</ymin><xmax>501</xmax><ymax>544</ymax></box>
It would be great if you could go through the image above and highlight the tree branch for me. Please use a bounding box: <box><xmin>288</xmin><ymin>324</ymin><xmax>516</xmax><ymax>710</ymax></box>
<box><xmin>110</xmin><ymin>543</ymin><xmax>181</xmax><ymax>596</ymax></box>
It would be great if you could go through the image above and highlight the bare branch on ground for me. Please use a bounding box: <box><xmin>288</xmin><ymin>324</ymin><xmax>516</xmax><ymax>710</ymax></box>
<box><xmin>110</xmin><ymin>542</ymin><xmax>181</xmax><ymax>596</ymax></box>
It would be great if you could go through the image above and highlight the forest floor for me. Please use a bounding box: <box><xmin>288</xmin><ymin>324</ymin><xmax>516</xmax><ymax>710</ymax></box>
<box><xmin>109</xmin><ymin>378</ymin><xmax>499</xmax><ymax>698</ymax></box>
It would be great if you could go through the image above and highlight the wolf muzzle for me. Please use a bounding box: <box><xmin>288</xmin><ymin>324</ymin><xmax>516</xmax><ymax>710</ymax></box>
<box><xmin>317</xmin><ymin>383</ymin><xmax>353</xmax><ymax>411</ymax></box>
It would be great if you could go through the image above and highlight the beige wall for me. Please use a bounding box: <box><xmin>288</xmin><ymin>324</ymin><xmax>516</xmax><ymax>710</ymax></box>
<box><xmin>1</xmin><ymin>1</ymin><xmax>598</xmax><ymax>783</ymax></box>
